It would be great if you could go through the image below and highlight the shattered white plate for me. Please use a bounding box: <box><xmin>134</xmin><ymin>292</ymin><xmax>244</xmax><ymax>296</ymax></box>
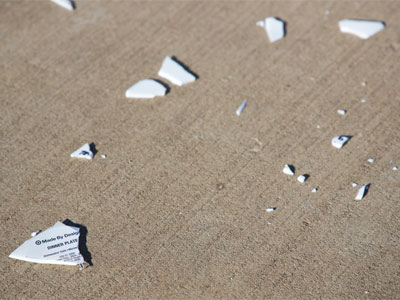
<box><xmin>51</xmin><ymin>0</ymin><xmax>74</xmax><ymax>11</ymax></box>
<box><xmin>331</xmin><ymin>136</ymin><xmax>350</xmax><ymax>149</ymax></box>
<box><xmin>125</xmin><ymin>79</ymin><xmax>167</xmax><ymax>99</ymax></box>
<box><xmin>9</xmin><ymin>222</ymin><xmax>84</xmax><ymax>267</ymax></box>
<box><xmin>339</xmin><ymin>19</ymin><xmax>385</xmax><ymax>39</ymax></box>
<box><xmin>256</xmin><ymin>17</ymin><xmax>285</xmax><ymax>43</ymax></box>
<box><xmin>158</xmin><ymin>56</ymin><xmax>196</xmax><ymax>86</ymax></box>
<box><xmin>355</xmin><ymin>184</ymin><xmax>370</xmax><ymax>200</ymax></box>
<box><xmin>236</xmin><ymin>99</ymin><xmax>247</xmax><ymax>116</ymax></box>
<box><xmin>283</xmin><ymin>164</ymin><xmax>295</xmax><ymax>175</ymax></box>
<box><xmin>297</xmin><ymin>175</ymin><xmax>308</xmax><ymax>183</ymax></box>
<box><xmin>70</xmin><ymin>143</ymin><xmax>93</xmax><ymax>160</ymax></box>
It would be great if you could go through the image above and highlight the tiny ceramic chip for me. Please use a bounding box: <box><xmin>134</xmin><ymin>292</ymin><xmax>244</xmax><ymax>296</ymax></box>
<box><xmin>236</xmin><ymin>99</ymin><xmax>247</xmax><ymax>116</ymax></box>
<box><xmin>297</xmin><ymin>174</ymin><xmax>308</xmax><ymax>183</ymax></box>
<box><xmin>70</xmin><ymin>143</ymin><xmax>93</xmax><ymax>160</ymax></box>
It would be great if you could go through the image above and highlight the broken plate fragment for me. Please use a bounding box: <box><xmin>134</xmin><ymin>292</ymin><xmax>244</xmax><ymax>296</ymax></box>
<box><xmin>297</xmin><ymin>174</ymin><xmax>308</xmax><ymax>183</ymax></box>
<box><xmin>9</xmin><ymin>222</ymin><xmax>84</xmax><ymax>268</ymax></box>
<box><xmin>338</xmin><ymin>19</ymin><xmax>385</xmax><ymax>39</ymax></box>
<box><xmin>283</xmin><ymin>164</ymin><xmax>295</xmax><ymax>175</ymax></box>
<box><xmin>70</xmin><ymin>143</ymin><xmax>93</xmax><ymax>160</ymax></box>
<box><xmin>393</xmin><ymin>166</ymin><xmax>398</xmax><ymax>171</ymax></box>
<box><xmin>337</xmin><ymin>109</ymin><xmax>347</xmax><ymax>115</ymax></box>
<box><xmin>266</xmin><ymin>208</ymin><xmax>276</xmax><ymax>212</ymax></box>
<box><xmin>331</xmin><ymin>136</ymin><xmax>350</xmax><ymax>149</ymax></box>
<box><xmin>51</xmin><ymin>0</ymin><xmax>75</xmax><ymax>11</ymax></box>
<box><xmin>312</xmin><ymin>188</ymin><xmax>318</xmax><ymax>193</ymax></box>
<box><xmin>368</xmin><ymin>158</ymin><xmax>375</xmax><ymax>163</ymax></box>
<box><xmin>125</xmin><ymin>79</ymin><xmax>167</xmax><ymax>99</ymax></box>
<box><xmin>236</xmin><ymin>99</ymin><xmax>247</xmax><ymax>116</ymax></box>
<box><xmin>355</xmin><ymin>184</ymin><xmax>370</xmax><ymax>200</ymax></box>
<box><xmin>158</xmin><ymin>56</ymin><xmax>196</xmax><ymax>86</ymax></box>
<box><xmin>256</xmin><ymin>17</ymin><xmax>286</xmax><ymax>43</ymax></box>
<box><xmin>352</xmin><ymin>182</ymin><xmax>358</xmax><ymax>187</ymax></box>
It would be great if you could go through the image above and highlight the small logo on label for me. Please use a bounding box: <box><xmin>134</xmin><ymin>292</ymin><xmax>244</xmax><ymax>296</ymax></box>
<box><xmin>35</xmin><ymin>240</ymin><xmax>41</xmax><ymax>245</ymax></box>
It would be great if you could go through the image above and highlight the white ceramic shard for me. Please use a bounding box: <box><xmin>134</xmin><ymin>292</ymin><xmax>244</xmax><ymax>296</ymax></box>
<box><xmin>331</xmin><ymin>136</ymin><xmax>350</xmax><ymax>149</ymax></box>
<box><xmin>355</xmin><ymin>184</ymin><xmax>370</xmax><ymax>200</ymax></box>
<box><xmin>158</xmin><ymin>56</ymin><xmax>196</xmax><ymax>86</ymax></box>
<box><xmin>9</xmin><ymin>222</ymin><xmax>84</xmax><ymax>267</ymax></box>
<box><xmin>337</xmin><ymin>109</ymin><xmax>347</xmax><ymax>115</ymax></box>
<box><xmin>317</xmin><ymin>124</ymin><xmax>321</xmax><ymax>129</ymax></box>
<box><xmin>283</xmin><ymin>164</ymin><xmax>295</xmax><ymax>175</ymax></box>
<box><xmin>339</xmin><ymin>19</ymin><xmax>385</xmax><ymax>39</ymax></box>
<box><xmin>312</xmin><ymin>188</ymin><xmax>318</xmax><ymax>193</ymax></box>
<box><xmin>70</xmin><ymin>143</ymin><xmax>93</xmax><ymax>160</ymax></box>
<box><xmin>51</xmin><ymin>0</ymin><xmax>74</xmax><ymax>11</ymax></box>
<box><xmin>361</xmin><ymin>81</ymin><xmax>367</xmax><ymax>86</ymax></box>
<box><xmin>361</xmin><ymin>99</ymin><xmax>367</xmax><ymax>103</ymax></box>
<box><xmin>256</xmin><ymin>17</ymin><xmax>285</xmax><ymax>43</ymax></box>
<box><xmin>101</xmin><ymin>154</ymin><xmax>107</xmax><ymax>159</ymax></box>
<box><xmin>368</xmin><ymin>158</ymin><xmax>375</xmax><ymax>163</ymax></box>
<box><xmin>297</xmin><ymin>175</ymin><xmax>308</xmax><ymax>183</ymax></box>
<box><xmin>125</xmin><ymin>79</ymin><xmax>167</xmax><ymax>99</ymax></box>
<box><xmin>31</xmin><ymin>230</ymin><xmax>41</xmax><ymax>237</ymax></box>
<box><xmin>266</xmin><ymin>208</ymin><xmax>276</xmax><ymax>212</ymax></box>
<box><xmin>352</xmin><ymin>182</ymin><xmax>358</xmax><ymax>187</ymax></box>
<box><xmin>393</xmin><ymin>166</ymin><xmax>398</xmax><ymax>171</ymax></box>
<box><xmin>236</xmin><ymin>99</ymin><xmax>247</xmax><ymax>116</ymax></box>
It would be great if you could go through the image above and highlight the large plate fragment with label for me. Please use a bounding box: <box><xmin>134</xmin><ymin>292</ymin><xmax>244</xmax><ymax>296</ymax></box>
<box><xmin>9</xmin><ymin>221</ymin><xmax>84</xmax><ymax>267</ymax></box>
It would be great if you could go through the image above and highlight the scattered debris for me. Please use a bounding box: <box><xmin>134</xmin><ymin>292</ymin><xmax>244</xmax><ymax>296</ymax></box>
<box><xmin>125</xmin><ymin>79</ymin><xmax>167</xmax><ymax>99</ymax></box>
<box><xmin>352</xmin><ymin>182</ymin><xmax>358</xmax><ymax>187</ymax></box>
<box><xmin>266</xmin><ymin>208</ymin><xmax>276</xmax><ymax>212</ymax></box>
<box><xmin>338</xmin><ymin>19</ymin><xmax>385</xmax><ymax>39</ymax></box>
<box><xmin>367</xmin><ymin>158</ymin><xmax>375</xmax><ymax>163</ymax></box>
<box><xmin>70</xmin><ymin>143</ymin><xmax>93</xmax><ymax>160</ymax></box>
<box><xmin>101</xmin><ymin>154</ymin><xmax>107</xmax><ymax>159</ymax></box>
<box><xmin>9</xmin><ymin>222</ymin><xmax>85</xmax><ymax>269</ymax></box>
<box><xmin>337</xmin><ymin>109</ymin><xmax>347</xmax><ymax>115</ymax></box>
<box><xmin>312</xmin><ymin>188</ymin><xmax>318</xmax><ymax>193</ymax></box>
<box><xmin>256</xmin><ymin>17</ymin><xmax>286</xmax><ymax>43</ymax></box>
<box><xmin>393</xmin><ymin>166</ymin><xmax>398</xmax><ymax>171</ymax></box>
<box><xmin>355</xmin><ymin>184</ymin><xmax>370</xmax><ymax>200</ymax></box>
<box><xmin>297</xmin><ymin>174</ymin><xmax>308</xmax><ymax>183</ymax></box>
<box><xmin>31</xmin><ymin>230</ymin><xmax>41</xmax><ymax>237</ymax></box>
<box><xmin>283</xmin><ymin>164</ymin><xmax>295</xmax><ymax>176</ymax></box>
<box><xmin>51</xmin><ymin>0</ymin><xmax>74</xmax><ymax>11</ymax></box>
<box><xmin>361</xmin><ymin>98</ymin><xmax>367</xmax><ymax>103</ymax></box>
<box><xmin>236</xmin><ymin>99</ymin><xmax>247</xmax><ymax>116</ymax></box>
<box><xmin>331</xmin><ymin>136</ymin><xmax>350</xmax><ymax>149</ymax></box>
<box><xmin>158</xmin><ymin>56</ymin><xmax>196</xmax><ymax>86</ymax></box>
